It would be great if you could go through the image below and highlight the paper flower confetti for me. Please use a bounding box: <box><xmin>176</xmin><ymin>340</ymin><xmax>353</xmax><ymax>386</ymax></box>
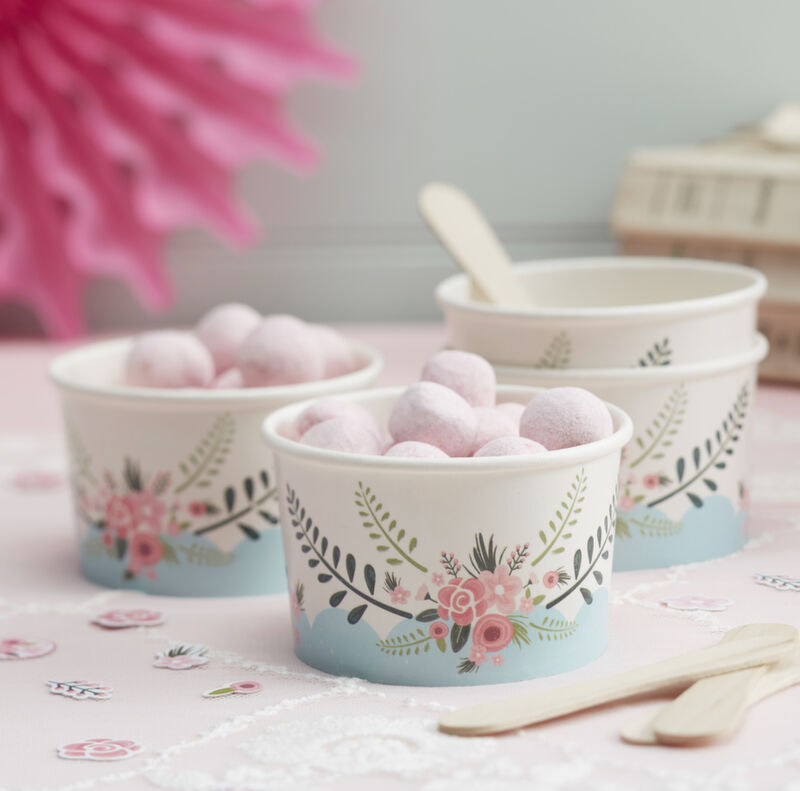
<box><xmin>0</xmin><ymin>638</ymin><xmax>56</xmax><ymax>660</ymax></box>
<box><xmin>661</xmin><ymin>595</ymin><xmax>735</xmax><ymax>612</ymax></box>
<box><xmin>203</xmin><ymin>680</ymin><xmax>262</xmax><ymax>699</ymax></box>
<box><xmin>91</xmin><ymin>608</ymin><xmax>165</xmax><ymax>629</ymax></box>
<box><xmin>0</xmin><ymin>0</ymin><xmax>355</xmax><ymax>337</ymax></box>
<box><xmin>754</xmin><ymin>574</ymin><xmax>800</xmax><ymax>592</ymax></box>
<box><xmin>154</xmin><ymin>643</ymin><xmax>209</xmax><ymax>670</ymax></box>
<box><xmin>47</xmin><ymin>680</ymin><xmax>113</xmax><ymax>701</ymax></box>
<box><xmin>57</xmin><ymin>738</ymin><xmax>143</xmax><ymax>762</ymax></box>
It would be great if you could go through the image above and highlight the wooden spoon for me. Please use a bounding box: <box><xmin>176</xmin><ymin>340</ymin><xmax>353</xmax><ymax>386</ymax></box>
<box><xmin>418</xmin><ymin>182</ymin><xmax>531</xmax><ymax>309</ymax></box>
<box><xmin>438</xmin><ymin>624</ymin><xmax>798</xmax><ymax>736</ymax></box>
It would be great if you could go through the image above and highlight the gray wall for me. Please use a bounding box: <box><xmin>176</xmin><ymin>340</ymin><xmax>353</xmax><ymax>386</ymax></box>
<box><xmin>3</xmin><ymin>0</ymin><xmax>799</xmax><ymax>333</ymax></box>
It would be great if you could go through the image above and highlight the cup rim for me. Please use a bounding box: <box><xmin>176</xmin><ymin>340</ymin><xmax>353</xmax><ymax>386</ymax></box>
<box><xmin>49</xmin><ymin>336</ymin><xmax>384</xmax><ymax>405</ymax></box>
<box><xmin>436</xmin><ymin>257</ymin><xmax>767</xmax><ymax>321</ymax></box>
<box><xmin>493</xmin><ymin>333</ymin><xmax>769</xmax><ymax>385</ymax></box>
<box><xmin>261</xmin><ymin>385</ymin><xmax>633</xmax><ymax>472</ymax></box>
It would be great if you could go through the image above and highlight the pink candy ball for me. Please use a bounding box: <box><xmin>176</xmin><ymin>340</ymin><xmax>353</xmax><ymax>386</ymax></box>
<box><xmin>384</xmin><ymin>441</ymin><xmax>449</xmax><ymax>459</ymax></box>
<box><xmin>125</xmin><ymin>330</ymin><xmax>215</xmax><ymax>389</ymax></box>
<box><xmin>421</xmin><ymin>350</ymin><xmax>496</xmax><ymax>408</ymax></box>
<box><xmin>309</xmin><ymin>325</ymin><xmax>358</xmax><ymax>378</ymax></box>
<box><xmin>195</xmin><ymin>303</ymin><xmax>260</xmax><ymax>374</ymax></box>
<box><xmin>470</xmin><ymin>407</ymin><xmax>518</xmax><ymax>454</ymax></box>
<box><xmin>520</xmin><ymin>387</ymin><xmax>613</xmax><ymax>450</ymax></box>
<box><xmin>299</xmin><ymin>418</ymin><xmax>383</xmax><ymax>455</ymax></box>
<box><xmin>388</xmin><ymin>381</ymin><xmax>477</xmax><ymax>457</ymax></box>
<box><xmin>295</xmin><ymin>399</ymin><xmax>380</xmax><ymax>439</ymax></box>
<box><xmin>473</xmin><ymin>436</ymin><xmax>548</xmax><ymax>457</ymax></box>
<box><xmin>211</xmin><ymin>367</ymin><xmax>244</xmax><ymax>389</ymax></box>
<box><xmin>238</xmin><ymin>315</ymin><xmax>324</xmax><ymax>387</ymax></box>
<box><xmin>495</xmin><ymin>401</ymin><xmax>525</xmax><ymax>425</ymax></box>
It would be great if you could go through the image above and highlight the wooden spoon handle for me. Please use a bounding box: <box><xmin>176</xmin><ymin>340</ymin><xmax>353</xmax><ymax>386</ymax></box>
<box><xmin>438</xmin><ymin>625</ymin><xmax>798</xmax><ymax>736</ymax></box>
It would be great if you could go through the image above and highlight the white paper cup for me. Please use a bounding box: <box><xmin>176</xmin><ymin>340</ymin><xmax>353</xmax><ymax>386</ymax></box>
<box><xmin>495</xmin><ymin>334</ymin><xmax>768</xmax><ymax>570</ymax></box>
<box><xmin>50</xmin><ymin>337</ymin><xmax>383</xmax><ymax>596</ymax></box>
<box><xmin>262</xmin><ymin>386</ymin><xmax>632</xmax><ymax>686</ymax></box>
<box><xmin>437</xmin><ymin>258</ymin><xmax>766</xmax><ymax>368</ymax></box>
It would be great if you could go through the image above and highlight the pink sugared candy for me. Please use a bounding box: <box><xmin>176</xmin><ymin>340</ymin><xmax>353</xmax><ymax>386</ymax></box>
<box><xmin>495</xmin><ymin>402</ymin><xmax>525</xmax><ymax>425</ymax></box>
<box><xmin>309</xmin><ymin>325</ymin><xmax>358</xmax><ymax>378</ymax></box>
<box><xmin>211</xmin><ymin>367</ymin><xmax>244</xmax><ymax>389</ymax></box>
<box><xmin>421</xmin><ymin>350</ymin><xmax>496</xmax><ymax>408</ymax></box>
<box><xmin>295</xmin><ymin>399</ymin><xmax>381</xmax><ymax>439</ymax></box>
<box><xmin>520</xmin><ymin>387</ymin><xmax>613</xmax><ymax>450</ymax></box>
<box><xmin>473</xmin><ymin>436</ymin><xmax>547</xmax><ymax>457</ymax></box>
<box><xmin>125</xmin><ymin>330</ymin><xmax>215</xmax><ymax>389</ymax></box>
<box><xmin>195</xmin><ymin>303</ymin><xmax>260</xmax><ymax>375</ymax></box>
<box><xmin>299</xmin><ymin>418</ymin><xmax>383</xmax><ymax>455</ymax></box>
<box><xmin>388</xmin><ymin>381</ymin><xmax>476</xmax><ymax>457</ymax></box>
<box><xmin>384</xmin><ymin>441</ymin><xmax>449</xmax><ymax>459</ymax></box>
<box><xmin>470</xmin><ymin>407</ymin><xmax>518</xmax><ymax>454</ymax></box>
<box><xmin>238</xmin><ymin>315</ymin><xmax>324</xmax><ymax>387</ymax></box>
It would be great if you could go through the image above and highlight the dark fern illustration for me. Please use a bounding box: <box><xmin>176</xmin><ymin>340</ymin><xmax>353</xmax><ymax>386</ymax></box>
<box><xmin>466</xmin><ymin>534</ymin><xmax>505</xmax><ymax>576</ymax></box>
<box><xmin>355</xmin><ymin>482</ymin><xmax>427</xmax><ymax>572</ymax></box>
<box><xmin>193</xmin><ymin>469</ymin><xmax>277</xmax><ymax>540</ymax></box>
<box><xmin>547</xmin><ymin>498</ymin><xmax>615</xmax><ymax>609</ymax></box>
<box><xmin>629</xmin><ymin>384</ymin><xmax>688</xmax><ymax>468</ymax></box>
<box><xmin>533</xmin><ymin>331</ymin><xmax>572</xmax><ymax>369</ymax></box>
<box><xmin>530</xmin><ymin>469</ymin><xmax>587</xmax><ymax>567</ymax></box>
<box><xmin>174</xmin><ymin>412</ymin><xmax>235</xmax><ymax>493</ymax></box>
<box><xmin>648</xmin><ymin>384</ymin><xmax>749</xmax><ymax>509</ymax></box>
<box><xmin>638</xmin><ymin>338</ymin><xmax>672</xmax><ymax>367</ymax></box>
<box><xmin>288</xmin><ymin>485</ymin><xmax>413</xmax><ymax>624</ymax></box>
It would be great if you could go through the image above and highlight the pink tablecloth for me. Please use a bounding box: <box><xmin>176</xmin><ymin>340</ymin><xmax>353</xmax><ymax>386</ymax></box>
<box><xmin>2</xmin><ymin>325</ymin><xmax>800</xmax><ymax>791</ymax></box>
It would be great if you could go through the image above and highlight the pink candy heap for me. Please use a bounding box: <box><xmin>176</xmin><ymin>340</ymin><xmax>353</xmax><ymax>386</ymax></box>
<box><xmin>124</xmin><ymin>304</ymin><xmax>361</xmax><ymax>389</ymax></box>
<box><xmin>293</xmin><ymin>350</ymin><xmax>614</xmax><ymax>458</ymax></box>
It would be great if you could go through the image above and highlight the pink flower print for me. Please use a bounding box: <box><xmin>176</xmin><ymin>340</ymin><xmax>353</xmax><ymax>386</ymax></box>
<box><xmin>290</xmin><ymin>592</ymin><xmax>302</xmax><ymax>619</ymax></box>
<box><xmin>436</xmin><ymin>578</ymin><xmax>488</xmax><ymax>626</ymax></box>
<box><xmin>661</xmin><ymin>595</ymin><xmax>734</xmax><ymax>612</ymax></box>
<box><xmin>129</xmin><ymin>491</ymin><xmax>166</xmax><ymax>532</ymax></box>
<box><xmin>642</xmin><ymin>474</ymin><xmax>660</xmax><ymax>489</ymax></box>
<box><xmin>472</xmin><ymin>614</ymin><xmax>514</xmax><ymax>653</ymax></box>
<box><xmin>102</xmin><ymin>531</ymin><xmax>114</xmax><ymax>548</ymax></box>
<box><xmin>491</xmin><ymin>654</ymin><xmax>504</xmax><ymax>666</ymax></box>
<box><xmin>478</xmin><ymin>565</ymin><xmax>523</xmax><ymax>614</ymax></box>
<box><xmin>230</xmin><ymin>681</ymin><xmax>262</xmax><ymax>694</ymax></box>
<box><xmin>428</xmin><ymin>622</ymin><xmax>449</xmax><ymax>639</ymax></box>
<box><xmin>468</xmin><ymin>644</ymin><xmax>487</xmax><ymax>665</ymax></box>
<box><xmin>543</xmin><ymin>571</ymin><xmax>560</xmax><ymax>589</ymax></box>
<box><xmin>188</xmin><ymin>501</ymin><xmax>207</xmax><ymax>517</ymax></box>
<box><xmin>129</xmin><ymin>533</ymin><xmax>163</xmax><ymax>570</ymax></box>
<box><xmin>154</xmin><ymin>654</ymin><xmax>208</xmax><ymax>670</ymax></box>
<box><xmin>519</xmin><ymin>596</ymin><xmax>536</xmax><ymax>614</ymax></box>
<box><xmin>415</xmin><ymin>584</ymin><xmax>429</xmax><ymax>601</ymax></box>
<box><xmin>432</xmin><ymin>572</ymin><xmax>445</xmax><ymax>587</ymax></box>
<box><xmin>0</xmin><ymin>638</ymin><xmax>56</xmax><ymax>660</ymax></box>
<box><xmin>619</xmin><ymin>495</ymin><xmax>635</xmax><ymax>510</ymax></box>
<box><xmin>57</xmin><ymin>738</ymin><xmax>143</xmax><ymax>762</ymax></box>
<box><xmin>390</xmin><ymin>586</ymin><xmax>410</xmax><ymax>605</ymax></box>
<box><xmin>529</xmin><ymin>572</ymin><xmax>540</xmax><ymax>586</ymax></box>
<box><xmin>91</xmin><ymin>609</ymin><xmax>165</xmax><ymax>629</ymax></box>
<box><xmin>105</xmin><ymin>495</ymin><xmax>137</xmax><ymax>538</ymax></box>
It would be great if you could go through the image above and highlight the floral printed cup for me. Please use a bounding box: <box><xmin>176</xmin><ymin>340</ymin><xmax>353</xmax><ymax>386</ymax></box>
<box><xmin>495</xmin><ymin>334</ymin><xmax>768</xmax><ymax>570</ymax></box>
<box><xmin>50</xmin><ymin>337</ymin><xmax>382</xmax><ymax>597</ymax></box>
<box><xmin>263</xmin><ymin>386</ymin><xmax>632</xmax><ymax>686</ymax></box>
<box><xmin>436</xmin><ymin>258</ymin><xmax>766</xmax><ymax>368</ymax></box>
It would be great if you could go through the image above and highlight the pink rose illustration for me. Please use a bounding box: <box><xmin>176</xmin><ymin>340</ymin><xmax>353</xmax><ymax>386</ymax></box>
<box><xmin>472</xmin><ymin>614</ymin><xmax>514</xmax><ymax>653</ymax></box>
<box><xmin>519</xmin><ymin>596</ymin><xmax>536</xmax><ymax>614</ymax></box>
<box><xmin>129</xmin><ymin>490</ymin><xmax>166</xmax><ymax>532</ymax></box>
<box><xmin>619</xmin><ymin>495</ymin><xmax>635</xmax><ymax>510</ymax></box>
<box><xmin>0</xmin><ymin>638</ymin><xmax>56</xmax><ymax>660</ymax></box>
<box><xmin>91</xmin><ymin>609</ymin><xmax>165</xmax><ymax>629</ymax></box>
<box><xmin>390</xmin><ymin>586</ymin><xmax>410</xmax><ymax>605</ymax></box>
<box><xmin>661</xmin><ymin>595</ymin><xmax>734</xmax><ymax>613</ymax></box>
<box><xmin>468</xmin><ymin>644</ymin><xmax>487</xmax><ymax>665</ymax></box>
<box><xmin>478</xmin><ymin>565</ymin><xmax>523</xmax><ymax>614</ymax></box>
<box><xmin>57</xmin><ymin>738</ymin><xmax>143</xmax><ymax>762</ymax></box>
<box><xmin>105</xmin><ymin>495</ymin><xmax>137</xmax><ymax>538</ymax></box>
<box><xmin>188</xmin><ymin>501</ymin><xmax>207</xmax><ymax>517</ymax></box>
<box><xmin>154</xmin><ymin>654</ymin><xmax>208</xmax><ymax>670</ymax></box>
<box><xmin>129</xmin><ymin>533</ymin><xmax>163</xmax><ymax>569</ymax></box>
<box><xmin>642</xmin><ymin>474</ymin><xmax>660</xmax><ymax>489</ymax></box>
<box><xmin>543</xmin><ymin>571</ymin><xmax>560</xmax><ymax>589</ymax></box>
<box><xmin>428</xmin><ymin>622</ymin><xmax>449</xmax><ymax>639</ymax></box>
<box><xmin>436</xmin><ymin>577</ymin><xmax>488</xmax><ymax>626</ymax></box>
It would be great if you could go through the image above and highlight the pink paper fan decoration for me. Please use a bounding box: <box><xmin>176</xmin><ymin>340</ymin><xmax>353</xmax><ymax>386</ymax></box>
<box><xmin>0</xmin><ymin>0</ymin><xmax>355</xmax><ymax>337</ymax></box>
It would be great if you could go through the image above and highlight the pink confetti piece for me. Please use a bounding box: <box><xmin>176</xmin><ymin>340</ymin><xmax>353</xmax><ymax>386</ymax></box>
<box><xmin>203</xmin><ymin>680</ymin><xmax>262</xmax><ymax>699</ymax></box>
<box><xmin>47</xmin><ymin>680</ymin><xmax>113</xmax><ymax>701</ymax></box>
<box><xmin>57</xmin><ymin>738</ymin><xmax>143</xmax><ymax>762</ymax></box>
<box><xmin>91</xmin><ymin>609</ymin><xmax>165</xmax><ymax>629</ymax></box>
<box><xmin>0</xmin><ymin>638</ymin><xmax>56</xmax><ymax>660</ymax></box>
<box><xmin>754</xmin><ymin>574</ymin><xmax>800</xmax><ymax>592</ymax></box>
<box><xmin>154</xmin><ymin>643</ymin><xmax>209</xmax><ymax>670</ymax></box>
<box><xmin>660</xmin><ymin>595</ymin><xmax>735</xmax><ymax>612</ymax></box>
